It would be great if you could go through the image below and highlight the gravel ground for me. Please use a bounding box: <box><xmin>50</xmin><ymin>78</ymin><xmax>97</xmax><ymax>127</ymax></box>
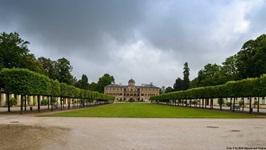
<box><xmin>0</xmin><ymin>114</ymin><xmax>266</xmax><ymax>150</ymax></box>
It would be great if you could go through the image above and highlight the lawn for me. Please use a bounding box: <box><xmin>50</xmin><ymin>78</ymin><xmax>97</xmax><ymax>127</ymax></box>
<box><xmin>41</xmin><ymin>103</ymin><xmax>261</xmax><ymax>118</ymax></box>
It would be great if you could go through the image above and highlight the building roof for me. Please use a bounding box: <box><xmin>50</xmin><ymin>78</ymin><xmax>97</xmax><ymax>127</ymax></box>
<box><xmin>128</xmin><ymin>78</ymin><xmax>135</xmax><ymax>83</ymax></box>
<box><xmin>105</xmin><ymin>83</ymin><xmax>159</xmax><ymax>88</ymax></box>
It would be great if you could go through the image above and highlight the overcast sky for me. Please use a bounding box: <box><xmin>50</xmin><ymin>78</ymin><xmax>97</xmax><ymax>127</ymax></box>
<box><xmin>1</xmin><ymin>0</ymin><xmax>266</xmax><ymax>88</ymax></box>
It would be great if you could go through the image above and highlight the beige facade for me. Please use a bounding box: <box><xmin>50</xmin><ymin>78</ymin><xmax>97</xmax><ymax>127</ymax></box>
<box><xmin>104</xmin><ymin>78</ymin><xmax>160</xmax><ymax>101</ymax></box>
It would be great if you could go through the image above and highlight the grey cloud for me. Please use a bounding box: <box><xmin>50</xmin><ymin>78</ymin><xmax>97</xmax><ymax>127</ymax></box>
<box><xmin>1</xmin><ymin>0</ymin><xmax>266</xmax><ymax>87</ymax></box>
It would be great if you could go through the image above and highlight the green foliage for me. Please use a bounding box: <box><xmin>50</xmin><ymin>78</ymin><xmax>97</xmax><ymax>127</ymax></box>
<box><xmin>0</xmin><ymin>32</ymin><xmax>44</xmax><ymax>73</ymax></box>
<box><xmin>183</xmin><ymin>62</ymin><xmax>190</xmax><ymax>90</ymax></box>
<box><xmin>33</xmin><ymin>97</ymin><xmax>37</xmax><ymax>106</ymax></box>
<box><xmin>191</xmin><ymin>100</ymin><xmax>197</xmax><ymax>105</ymax></box>
<box><xmin>75</xmin><ymin>74</ymin><xmax>89</xmax><ymax>90</ymax></box>
<box><xmin>165</xmin><ymin>86</ymin><xmax>174</xmax><ymax>93</ymax></box>
<box><xmin>55</xmin><ymin>57</ymin><xmax>73</xmax><ymax>85</ymax></box>
<box><xmin>26</xmin><ymin>96</ymin><xmax>31</xmax><ymax>105</ymax></box>
<box><xmin>37</xmin><ymin>57</ymin><xmax>57</xmax><ymax>80</ymax></box>
<box><xmin>0</xmin><ymin>68</ymin><xmax>51</xmax><ymax>95</ymax></box>
<box><xmin>0</xmin><ymin>68</ymin><xmax>114</xmax><ymax>102</ymax></box>
<box><xmin>226</xmin><ymin>102</ymin><xmax>232</xmax><ymax>107</ymax></box>
<box><xmin>191</xmin><ymin>34</ymin><xmax>266</xmax><ymax>88</ymax></box>
<box><xmin>96</xmin><ymin>74</ymin><xmax>114</xmax><ymax>93</ymax></box>
<box><xmin>236</xmin><ymin>34</ymin><xmax>266</xmax><ymax>79</ymax></box>
<box><xmin>239</xmin><ymin>100</ymin><xmax>244</xmax><ymax>106</ymax></box>
<box><xmin>6</xmin><ymin>97</ymin><xmax>17</xmax><ymax>106</ymax></box>
<box><xmin>41</xmin><ymin>99</ymin><xmax>49</xmax><ymax>105</ymax></box>
<box><xmin>173</xmin><ymin>78</ymin><xmax>183</xmax><ymax>91</ymax></box>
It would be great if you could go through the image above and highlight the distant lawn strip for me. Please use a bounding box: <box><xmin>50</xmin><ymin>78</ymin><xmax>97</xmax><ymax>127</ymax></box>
<box><xmin>40</xmin><ymin>103</ymin><xmax>260</xmax><ymax>118</ymax></box>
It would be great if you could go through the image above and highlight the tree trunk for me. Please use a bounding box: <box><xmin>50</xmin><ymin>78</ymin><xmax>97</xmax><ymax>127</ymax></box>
<box><xmin>7</xmin><ymin>93</ymin><xmax>11</xmax><ymax>112</ymax></box>
<box><xmin>257</xmin><ymin>97</ymin><xmax>260</xmax><ymax>113</ymax></box>
<box><xmin>51</xmin><ymin>96</ymin><xmax>53</xmax><ymax>111</ymax></box>
<box><xmin>229</xmin><ymin>98</ymin><xmax>231</xmax><ymax>110</ymax></box>
<box><xmin>60</xmin><ymin>98</ymin><xmax>63</xmax><ymax>110</ymax></box>
<box><xmin>37</xmin><ymin>95</ymin><xmax>40</xmax><ymax>113</ymax></box>
<box><xmin>48</xmin><ymin>96</ymin><xmax>50</xmax><ymax>109</ymax></box>
<box><xmin>232</xmin><ymin>97</ymin><xmax>235</xmax><ymax>112</ymax></box>
<box><xmin>68</xmin><ymin>98</ymin><xmax>70</xmax><ymax>110</ymax></box>
<box><xmin>20</xmin><ymin>95</ymin><xmax>23</xmax><ymax>114</ymax></box>
<box><xmin>24</xmin><ymin>95</ymin><xmax>27</xmax><ymax>111</ymax></box>
<box><xmin>249</xmin><ymin>97</ymin><xmax>252</xmax><ymax>114</ymax></box>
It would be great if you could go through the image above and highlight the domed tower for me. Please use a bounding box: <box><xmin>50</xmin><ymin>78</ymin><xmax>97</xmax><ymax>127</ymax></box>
<box><xmin>128</xmin><ymin>78</ymin><xmax>135</xmax><ymax>86</ymax></box>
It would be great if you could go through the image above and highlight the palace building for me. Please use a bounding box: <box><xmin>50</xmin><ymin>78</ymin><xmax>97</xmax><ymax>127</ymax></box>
<box><xmin>104</xmin><ymin>78</ymin><xmax>160</xmax><ymax>101</ymax></box>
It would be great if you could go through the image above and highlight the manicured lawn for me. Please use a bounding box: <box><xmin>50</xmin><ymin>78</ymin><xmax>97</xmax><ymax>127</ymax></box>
<box><xmin>41</xmin><ymin>103</ymin><xmax>261</xmax><ymax>118</ymax></box>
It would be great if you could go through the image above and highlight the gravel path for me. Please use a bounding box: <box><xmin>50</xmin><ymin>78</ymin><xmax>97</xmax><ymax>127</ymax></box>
<box><xmin>0</xmin><ymin>113</ymin><xmax>266</xmax><ymax>150</ymax></box>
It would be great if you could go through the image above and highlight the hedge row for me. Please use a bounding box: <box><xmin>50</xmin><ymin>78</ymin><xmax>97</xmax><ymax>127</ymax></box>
<box><xmin>150</xmin><ymin>74</ymin><xmax>266</xmax><ymax>102</ymax></box>
<box><xmin>0</xmin><ymin>68</ymin><xmax>115</xmax><ymax>101</ymax></box>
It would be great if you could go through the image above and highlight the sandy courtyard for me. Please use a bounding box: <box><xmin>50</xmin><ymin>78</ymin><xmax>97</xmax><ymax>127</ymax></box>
<box><xmin>0</xmin><ymin>114</ymin><xmax>266</xmax><ymax>150</ymax></box>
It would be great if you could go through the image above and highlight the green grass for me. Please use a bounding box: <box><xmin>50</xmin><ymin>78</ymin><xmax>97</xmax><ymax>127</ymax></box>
<box><xmin>40</xmin><ymin>103</ymin><xmax>261</xmax><ymax>118</ymax></box>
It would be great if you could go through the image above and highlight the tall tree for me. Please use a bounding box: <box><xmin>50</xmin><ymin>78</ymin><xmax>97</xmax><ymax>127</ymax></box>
<box><xmin>235</xmin><ymin>34</ymin><xmax>266</xmax><ymax>79</ymax></box>
<box><xmin>173</xmin><ymin>77</ymin><xmax>183</xmax><ymax>91</ymax></box>
<box><xmin>75</xmin><ymin>74</ymin><xmax>89</xmax><ymax>90</ymax></box>
<box><xmin>97</xmin><ymin>74</ymin><xmax>114</xmax><ymax>93</ymax></box>
<box><xmin>55</xmin><ymin>57</ymin><xmax>74</xmax><ymax>85</ymax></box>
<box><xmin>220</xmin><ymin>55</ymin><xmax>238</xmax><ymax>82</ymax></box>
<box><xmin>197</xmin><ymin>63</ymin><xmax>222</xmax><ymax>87</ymax></box>
<box><xmin>38</xmin><ymin>57</ymin><xmax>57</xmax><ymax>79</ymax></box>
<box><xmin>0</xmin><ymin>32</ymin><xmax>43</xmax><ymax>73</ymax></box>
<box><xmin>182</xmin><ymin>62</ymin><xmax>190</xmax><ymax>90</ymax></box>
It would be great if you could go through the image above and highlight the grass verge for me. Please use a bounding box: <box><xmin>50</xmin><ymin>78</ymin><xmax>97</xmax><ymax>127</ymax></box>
<box><xmin>40</xmin><ymin>103</ymin><xmax>261</xmax><ymax>118</ymax></box>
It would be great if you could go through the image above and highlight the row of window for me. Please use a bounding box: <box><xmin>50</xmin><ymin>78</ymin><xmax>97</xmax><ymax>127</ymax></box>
<box><xmin>106</xmin><ymin>93</ymin><xmax>158</xmax><ymax>96</ymax></box>
<box><xmin>106</xmin><ymin>87</ymin><xmax>159</xmax><ymax>92</ymax></box>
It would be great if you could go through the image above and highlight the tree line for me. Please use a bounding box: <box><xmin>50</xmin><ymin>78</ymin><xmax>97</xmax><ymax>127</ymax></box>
<box><xmin>164</xmin><ymin>34</ymin><xmax>266</xmax><ymax>93</ymax></box>
<box><xmin>0</xmin><ymin>32</ymin><xmax>114</xmax><ymax>93</ymax></box>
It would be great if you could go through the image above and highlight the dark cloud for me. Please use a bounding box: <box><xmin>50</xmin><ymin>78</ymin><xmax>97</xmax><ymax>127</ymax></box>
<box><xmin>0</xmin><ymin>0</ymin><xmax>266</xmax><ymax>87</ymax></box>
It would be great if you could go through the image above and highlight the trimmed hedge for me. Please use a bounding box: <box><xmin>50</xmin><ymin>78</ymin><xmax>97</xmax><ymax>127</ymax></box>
<box><xmin>0</xmin><ymin>68</ymin><xmax>115</xmax><ymax>101</ymax></box>
<box><xmin>151</xmin><ymin>75</ymin><xmax>266</xmax><ymax>102</ymax></box>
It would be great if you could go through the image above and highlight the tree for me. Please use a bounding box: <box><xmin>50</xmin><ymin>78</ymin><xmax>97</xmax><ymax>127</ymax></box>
<box><xmin>97</xmin><ymin>74</ymin><xmax>114</xmax><ymax>93</ymax></box>
<box><xmin>197</xmin><ymin>63</ymin><xmax>222</xmax><ymax>87</ymax></box>
<box><xmin>89</xmin><ymin>82</ymin><xmax>98</xmax><ymax>91</ymax></box>
<box><xmin>55</xmin><ymin>57</ymin><xmax>74</xmax><ymax>85</ymax></box>
<box><xmin>173</xmin><ymin>77</ymin><xmax>183</xmax><ymax>91</ymax></box>
<box><xmin>183</xmin><ymin>62</ymin><xmax>190</xmax><ymax>90</ymax></box>
<box><xmin>220</xmin><ymin>55</ymin><xmax>238</xmax><ymax>82</ymax></box>
<box><xmin>165</xmin><ymin>86</ymin><xmax>174</xmax><ymax>93</ymax></box>
<box><xmin>75</xmin><ymin>74</ymin><xmax>89</xmax><ymax>90</ymax></box>
<box><xmin>38</xmin><ymin>57</ymin><xmax>57</xmax><ymax>79</ymax></box>
<box><xmin>0</xmin><ymin>32</ymin><xmax>43</xmax><ymax>73</ymax></box>
<box><xmin>235</xmin><ymin>34</ymin><xmax>266</xmax><ymax>79</ymax></box>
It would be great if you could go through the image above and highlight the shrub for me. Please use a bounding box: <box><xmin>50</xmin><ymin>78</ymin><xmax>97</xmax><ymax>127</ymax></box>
<box><xmin>41</xmin><ymin>99</ymin><xmax>49</xmax><ymax>105</ymax></box>
<box><xmin>6</xmin><ymin>97</ymin><xmax>17</xmax><ymax>106</ymax></box>
<box><xmin>26</xmin><ymin>96</ymin><xmax>31</xmax><ymax>105</ymax></box>
<box><xmin>191</xmin><ymin>100</ymin><xmax>197</xmax><ymax>105</ymax></box>
<box><xmin>33</xmin><ymin>97</ymin><xmax>37</xmax><ymax>106</ymax></box>
<box><xmin>226</xmin><ymin>102</ymin><xmax>232</xmax><ymax>107</ymax></box>
<box><xmin>239</xmin><ymin>100</ymin><xmax>244</xmax><ymax>106</ymax></box>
